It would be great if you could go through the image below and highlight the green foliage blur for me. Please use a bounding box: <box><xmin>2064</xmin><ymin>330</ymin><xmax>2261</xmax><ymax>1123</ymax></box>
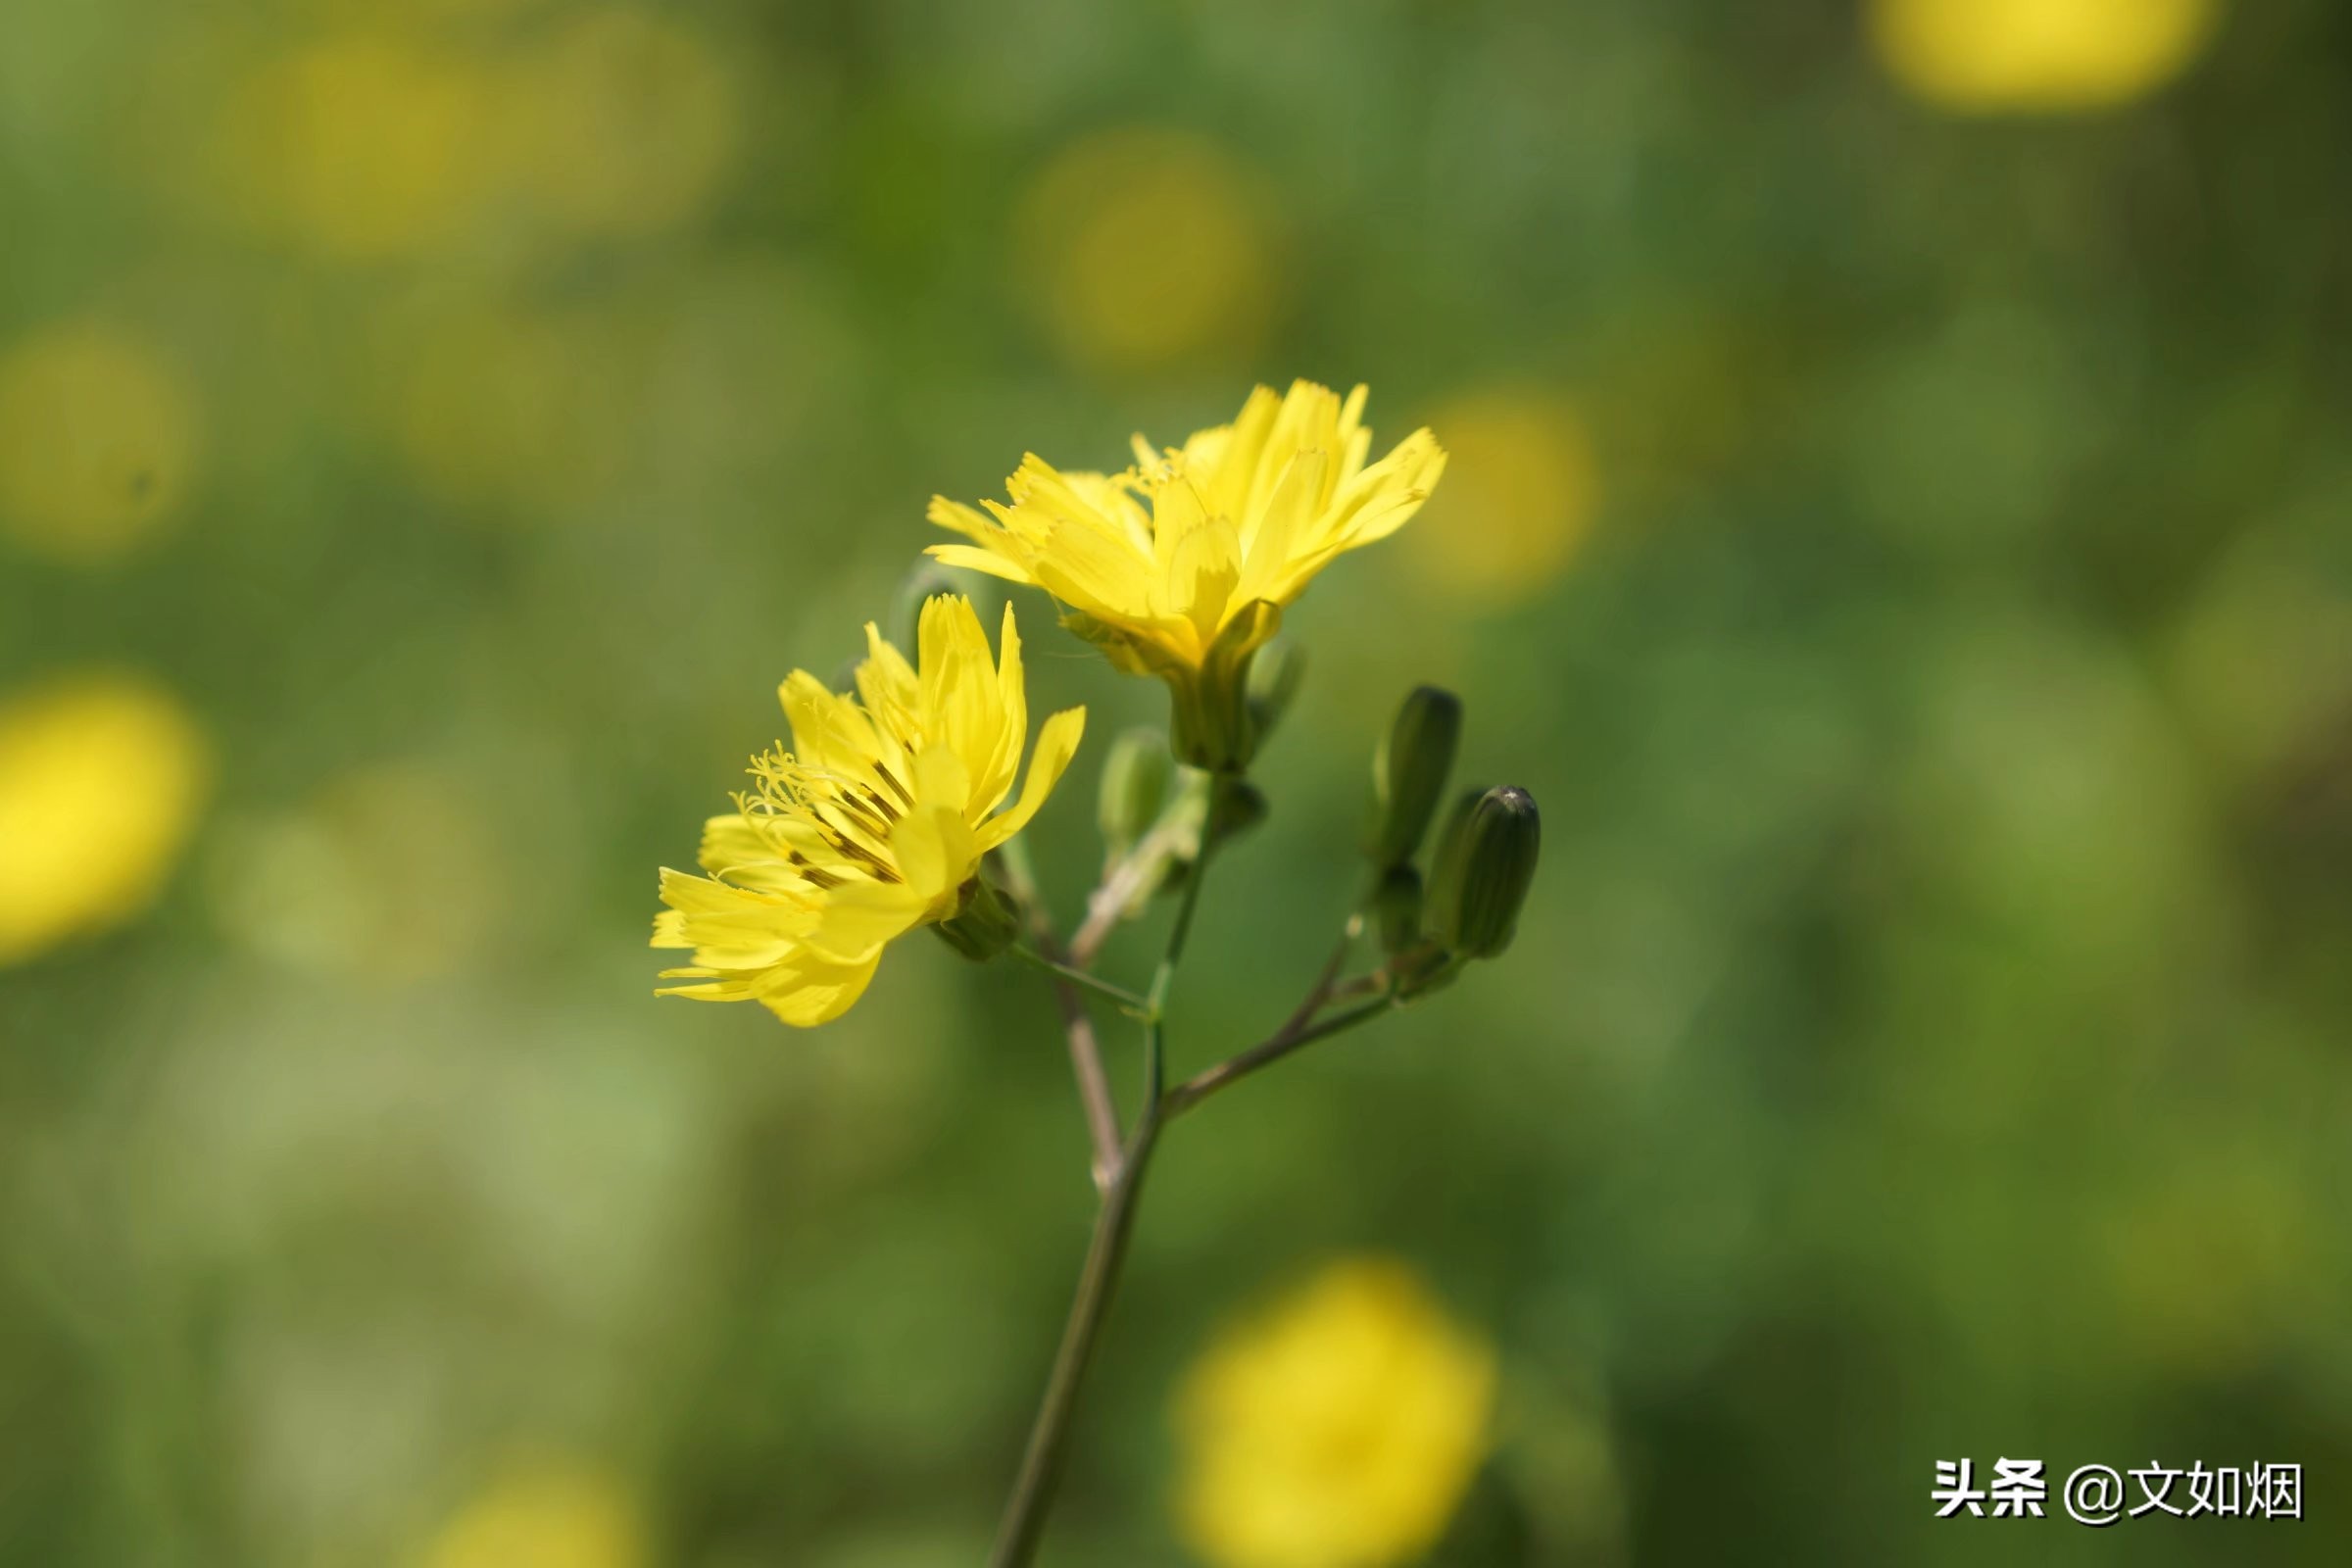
<box><xmin>4</xmin><ymin>0</ymin><xmax>2350</xmax><ymax>1564</ymax></box>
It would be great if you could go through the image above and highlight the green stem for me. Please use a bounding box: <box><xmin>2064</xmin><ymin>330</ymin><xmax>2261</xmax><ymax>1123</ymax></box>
<box><xmin>989</xmin><ymin>779</ymin><xmax>1230</xmax><ymax>1568</ymax></box>
<box><xmin>1146</xmin><ymin>785</ymin><xmax>1220</xmax><ymax>1019</ymax></box>
<box><xmin>1165</xmin><ymin>994</ymin><xmax>1396</xmax><ymax>1118</ymax></box>
<box><xmin>994</xmin><ymin>842</ymin><xmax>1123</xmax><ymax>1185</ymax></box>
<box><xmin>1008</xmin><ymin>945</ymin><xmax>1152</xmax><ymax>1013</ymax></box>
<box><xmin>985</xmin><ymin>1109</ymin><xmax>1160</xmax><ymax>1568</ymax></box>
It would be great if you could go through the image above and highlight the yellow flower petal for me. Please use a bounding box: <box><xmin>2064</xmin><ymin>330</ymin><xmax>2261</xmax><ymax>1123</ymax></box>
<box><xmin>981</xmin><ymin>707</ymin><xmax>1086</xmax><ymax>851</ymax></box>
<box><xmin>801</xmin><ymin>876</ymin><xmax>930</xmax><ymax>963</ymax></box>
<box><xmin>889</xmin><ymin>803</ymin><xmax>980</xmax><ymax>907</ymax></box>
<box><xmin>757</xmin><ymin>947</ymin><xmax>882</xmax><ymax>1026</ymax></box>
<box><xmin>926</xmin><ymin>541</ymin><xmax>1036</xmax><ymax>583</ymax></box>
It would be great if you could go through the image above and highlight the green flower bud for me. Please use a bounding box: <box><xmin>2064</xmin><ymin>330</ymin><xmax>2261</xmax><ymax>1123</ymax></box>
<box><xmin>1362</xmin><ymin>686</ymin><xmax>1462</xmax><ymax>869</ymax></box>
<box><xmin>1428</xmin><ymin>785</ymin><xmax>1483</xmax><ymax>878</ymax></box>
<box><xmin>1427</xmin><ymin>786</ymin><xmax>1541</xmax><ymax>959</ymax></box>
<box><xmin>934</xmin><ymin>873</ymin><xmax>1020</xmax><ymax>961</ymax></box>
<box><xmin>1243</xmin><ymin>639</ymin><xmax>1306</xmax><ymax>753</ymax></box>
<box><xmin>1369</xmin><ymin>864</ymin><xmax>1424</xmax><ymax>955</ymax></box>
<box><xmin>1097</xmin><ymin>727</ymin><xmax>1172</xmax><ymax>856</ymax></box>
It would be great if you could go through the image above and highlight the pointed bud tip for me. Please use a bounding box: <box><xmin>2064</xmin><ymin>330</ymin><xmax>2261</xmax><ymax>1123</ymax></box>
<box><xmin>1429</xmin><ymin>785</ymin><xmax>1540</xmax><ymax>960</ymax></box>
<box><xmin>1362</xmin><ymin>685</ymin><xmax>1464</xmax><ymax>868</ymax></box>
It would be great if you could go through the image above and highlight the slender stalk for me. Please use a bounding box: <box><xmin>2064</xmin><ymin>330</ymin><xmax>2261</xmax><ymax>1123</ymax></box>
<box><xmin>989</xmin><ymin>789</ymin><xmax>1226</xmax><ymax>1567</ymax></box>
<box><xmin>1009</xmin><ymin>946</ymin><xmax>1152</xmax><ymax>1013</ymax></box>
<box><xmin>1071</xmin><ymin>810</ymin><xmax>1195</xmax><ymax>966</ymax></box>
<box><xmin>1166</xmin><ymin>994</ymin><xmax>1396</xmax><ymax>1118</ymax></box>
<box><xmin>995</xmin><ymin>841</ymin><xmax>1122</xmax><ymax>1186</ymax></box>
<box><xmin>986</xmin><ymin>1109</ymin><xmax>1160</xmax><ymax>1568</ymax></box>
<box><xmin>1146</xmin><ymin>829</ymin><xmax>1212</xmax><ymax>1020</ymax></box>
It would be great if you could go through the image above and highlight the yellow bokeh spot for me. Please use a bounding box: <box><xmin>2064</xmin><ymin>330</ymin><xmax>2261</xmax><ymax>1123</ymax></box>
<box><xmin>218</xmin><ymin>35</ymin><xmax>492</xmax><ymax>260</ymax></box>
<box><xmin>1175</xmin><ymin>1257</ymin><xmax>1496</xmax><ymax>1568</ymax></box>
<box><xmin>506</xmin><ymin>8</ymin><xmax>742</xmax><ymax>239</ymax></box>
<box><xmin>0</xmin><ymin>673</ymin><xmax>211</xmax><ymax>965</ymax></box>
<box><xmin>1014</xmin><ymin>128</ymin><xmax>1277</xmax><ymax>372</ymax></box>
<box><xmin>1403</xmin><ymin>386</ymin><xmax>1595</xmax><ymax>609</ymax></box>
<box><xmin>2169</xmin><ymin>534</ymin><xmax>2352</xmax><ymax>778</ymax></box>
<box><xmin>391</xmin><ymin>301</ymin><xmax>629</xmax><ymax>517</ymax></box>
<box><xmin>207</xmin><ymin>762</ymin><xmax>508</xmax><ymax>983</ymax></box>
<box><xmin>2098</xmin><ymin>1143</ymin><xmax>2323</xmax><ymax>1377</ymax></box>
<box><xmin>418</xmin><ymin>1464</ymin><xmax>646</xmax><ymax>1568</ymax></box>
<box><xmin>1871</xmin><ymin>0</ymin><xmax>2220</xmax><ymax>113</ymax></box>
<box><xmin>0</xmin><ymin>322</ymin><xmax>200</xmax><ymax>564</ymax></box>
<box><xmin>290</xmin><ymin>0</ymin><xmax>553</xmax><ymax>20</ymax></box>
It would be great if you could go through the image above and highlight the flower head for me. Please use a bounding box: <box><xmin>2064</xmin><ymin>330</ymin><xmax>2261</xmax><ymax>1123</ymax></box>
<box><xmin>929</xmin><ymin>380</ymin><xmax>1444</xmax><ymax>768</ymax></box>
<box><xmin>652</xmin><ymin>595</ymin><xmax>1083</xmax><ymax>1026</ymax></box>
<box><xmin>1174</xmin><ymin>1256</ymin><xmax>1496</xmax><ymax>1568</ymax></box>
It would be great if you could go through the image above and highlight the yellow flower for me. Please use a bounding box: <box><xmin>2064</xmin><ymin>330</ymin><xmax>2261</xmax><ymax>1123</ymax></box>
<box><xmin>653</xmin><ymin>595</ymin><xmax>1083</xmax><ymax>1026</ymax></box>
<box><xmin>417</xmin><ymin>1462</ymin><xmax>645</xmax><ymax>1568</ymax></box>
<box><xmin>0</xmin><ymin>673</ymin><xmax>211</xmax><ymax>965</ymax></box>
<box><xmin>0</xmin><ymin>321</ymin><xmax>200</xmax><ymax>565</ymax></box>
<box><xmin>1175</xmin><ymin>1257</ymin><xmax>1497</xmax><ymax>1568</ymax></box>
<box><xmin>929</xmin><ymin>380</ymin><xmax>1445</xmax><ymax>768</ymax></box>
<box><xmin>1871</xmin><ymin>0</ymin><xmax>2220</xmax><ymax>113</ymax></box>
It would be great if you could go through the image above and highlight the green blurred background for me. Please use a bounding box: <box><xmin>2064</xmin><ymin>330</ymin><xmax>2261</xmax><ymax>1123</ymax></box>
<box><xmin>5</xmin><ymin>0</ymin><xmax>2350</xmax><ymax>1562</ymax></box>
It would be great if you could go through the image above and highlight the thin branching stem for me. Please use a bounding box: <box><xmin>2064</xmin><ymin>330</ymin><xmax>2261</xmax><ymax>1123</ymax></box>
<box><xmin>989</xmin><ymin>783</ymin><xmax>1227</xmax><ymax>1568</ymax></box>
<box><xmin>1009</xmin><ymin>945</ymin><xmax>1152</xmax><ymax>1014</ymax></box>
<box><xmin>995</xmin><ymin>839</ymin><xmax>1122</xmax><ymax>1187</ymax></box>
<box><xmin>1164</xmin><ymin>992</ymin><xmax>1396</xmax><ymax>1117</ymax></box>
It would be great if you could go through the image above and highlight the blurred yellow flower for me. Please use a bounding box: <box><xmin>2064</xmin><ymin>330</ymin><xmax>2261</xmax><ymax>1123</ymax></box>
<box><xmin>206</xmin><ymin>762</ymin><xmax>508</xmax><ymax>983</ymax></box>
<box><xmin>506</xmin><ymin>8</ymin><xmax>741</xmax><ymax>239</ymax></box>
<box><xmin>2098</xmin><ymin>1139</ymin><xmax>2323</xmax><ymax>1377</ymax></box>
<box><xmin>0</xmin><ymin>321</ymin><xmax>200</xmax><ymax>564</ymax></box>
<box><xmin>1871</xmin><ymin>0</ymin><xmax>2220</xmax><ymax>112</ymax></box>
<box><xmin>0</xmin><ymin>674</ymin><xmax>210</xmax><ymax>965</ymax></box>
<box><xmin>1175</xmin><ymin>1257</ymin><xmax>1497</xmax><ymax>1568</ymax></box>
<box><xmin>392</xmin><ymin>301</ymin><xmax>629</xmax><ymax>517</ymax></box>
<box><xmin>1403</xmin><ymin>386</ymin><xmax>1595</xmax><ymax>609</ymax></box>
<box><xmin>2169</xmin><ymin>532</ymin><xmax>2352</xmax><ymax>778</ymax></box>
<box><xmin>931</xmin><ymin>380</ymin><xmax>1444</xmax><ymax>767</ymax></box>
<box><xmin>219</xmin><ymin>35</ymin><xmax>491</xmax><ymax>259</ymax></box>
<box><xmin>655</xmin><ymin>595</ymin><xmax>1084</xmax><ymax>1026</ymax></box>
<box><xmin>1013</xmin><ymin>128</ymin><xmax>1277</xmax><ymax>371</ymax></box>
<box><xmin>418</xmin><ymin>1463</ymin><xmax>646</xmax><ymax>1568</ymax></box>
